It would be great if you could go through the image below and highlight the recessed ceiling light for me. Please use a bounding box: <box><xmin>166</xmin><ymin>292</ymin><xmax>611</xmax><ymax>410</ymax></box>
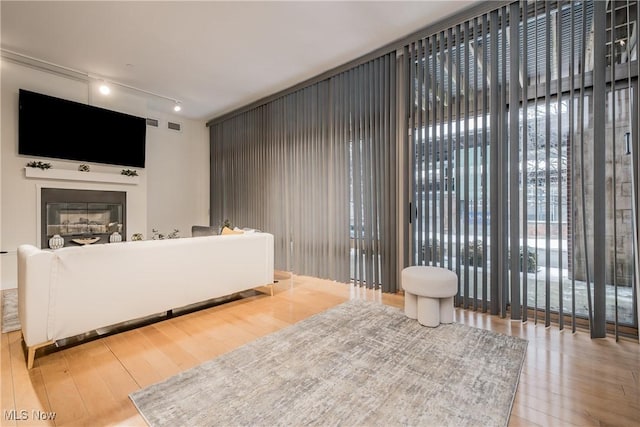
<box><xmin>99</xmin><ymin>84</ymin><xmax>111</xmax><ymax>95</ymax></box>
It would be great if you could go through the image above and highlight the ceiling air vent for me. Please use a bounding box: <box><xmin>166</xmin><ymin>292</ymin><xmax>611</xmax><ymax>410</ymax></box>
<box><xmin>167</xmin><ymin>121</ymin><xmax>182</xmax><ymax>132</ymax></box>
<box><xmin>146</xmin><ymin>118</ymin><xmax>159</xmax><ymax>127</ymax></box>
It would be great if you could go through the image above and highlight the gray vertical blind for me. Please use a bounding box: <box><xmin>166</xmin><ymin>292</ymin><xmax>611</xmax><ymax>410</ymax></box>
<box><xmin>405</xmin><ymin>0</ymin><xmax>639</xmax><ymax>338</ymax></box>
<box><xmin>208</xmin><ymin>0</ymin><xmax>638</xmax><ymax>338</ymax></box>
<box><xmin>210</xmin><ymin>54</ymin><xmax>398</xmax><ymax>291</ymax></box>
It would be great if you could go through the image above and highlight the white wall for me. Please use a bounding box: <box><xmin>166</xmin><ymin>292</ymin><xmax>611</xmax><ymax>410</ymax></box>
<box><xmin>0</xmin><ymin>59</ymin><xmax>209</xmax><ymax>289</ymax></box>
<box><xmin>145</xmin><ymin>111</ymin><xmax>210</xmax><ymax>240</ymax></box>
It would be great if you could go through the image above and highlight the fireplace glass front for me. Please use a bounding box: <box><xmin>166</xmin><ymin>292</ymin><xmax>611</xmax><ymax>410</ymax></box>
<box><xmin>41</xmin><ymin>188</ymin><xmax>126</xmax><ymax>248</ymax></box>
<box><xmin>46</xmin><ymin>203</ymin><xmax>123</xmax><ymax>237</ymax></box>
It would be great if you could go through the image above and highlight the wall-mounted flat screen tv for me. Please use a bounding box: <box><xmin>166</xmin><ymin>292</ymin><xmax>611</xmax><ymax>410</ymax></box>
<box><xmin>19</xmin><ymin>89</ymin><xmax>146</xmax><ymax>168</ymax></box>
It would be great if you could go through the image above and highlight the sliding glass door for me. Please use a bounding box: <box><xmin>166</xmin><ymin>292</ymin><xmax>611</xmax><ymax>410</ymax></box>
<box><xmin>518</xmin><ymin>85</ymin><xmax>637</xmax><ymax>332</ymax></box>
<box><xmin>405</xmin><ymin>0</ymin><xmax>639</xmax><ymax>338</ymax></box>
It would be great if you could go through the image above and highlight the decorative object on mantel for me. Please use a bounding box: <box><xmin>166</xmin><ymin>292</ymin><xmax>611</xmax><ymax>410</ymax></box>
<box><xmin>109</xmin><ymin>231</ymin><xmax>122</xmax><ymax>243</ymax></box>
<box><xmin>24</xmin><ymin>167</ymin><xmax>139</xmax><ymax>185</ymax></box>
<box><xmin>152</xmin><ymin>228</ymin><xmax>180</xmax><ymax>240</ymax></box>
<box><xmin>78</xmin><ymin>164</ymin><xmax>90</xmax><ymax>172</ymax></box>
<box><xmin>26</xmin><ymin>161</ymin><xmax>51</xmax><ymax>170</ymax></box>
<box><xmin>121</xmin><ymin>169</ymin><xmax>138</xmax><ymax>177</ymax></box>
<box><xmin>131</xmin><ymin>233</ymin><xmax>144</xmax><ymax>241</ymax></box>
<box><xmin>48</xmin><ymin>234</ymin><xmax>64</xmax><ymax>249</ymax></box>
<box><xmin>71</xmin><ymin>237</ymin><xmax>101</xmax><ymax>245</ymax></box>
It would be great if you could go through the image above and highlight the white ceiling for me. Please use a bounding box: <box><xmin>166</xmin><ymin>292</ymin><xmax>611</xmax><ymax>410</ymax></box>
<box><xmin>1</xmin><ymin>1</ymin><xmax>477</xmax><ymax>121</ymax></box>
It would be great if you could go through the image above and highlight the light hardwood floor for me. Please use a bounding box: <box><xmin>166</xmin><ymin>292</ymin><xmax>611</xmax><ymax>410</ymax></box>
<box><xmin>1</xmin><ymin>274</ymin><xmax>639</xmax><ymax>426</ymax></box>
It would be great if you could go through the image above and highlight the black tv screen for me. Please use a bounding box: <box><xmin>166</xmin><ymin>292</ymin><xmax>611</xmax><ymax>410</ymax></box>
<box><xmin>19</xmin><ymin>89</ymin><xmax>146</xmax><ymax>168</ymax></box>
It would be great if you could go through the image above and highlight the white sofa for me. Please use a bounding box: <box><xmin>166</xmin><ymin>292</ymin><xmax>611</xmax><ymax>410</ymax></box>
<box><xmin>17</xmin><ymin>232</ymin><xmax>274</xmax><ymax>368</ymax></box>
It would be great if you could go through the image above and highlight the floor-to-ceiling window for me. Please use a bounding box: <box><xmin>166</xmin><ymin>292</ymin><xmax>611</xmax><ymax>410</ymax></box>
<box><xmin>405</xmin><ymin>0</ymin><xmax>639</xmax><ymax>338</ymax></box>
<box><xmin>208</xmin><ymin>0</ymin><xmax>638</xmax><ymax>338</ymax></box>
<box><xmin>210</xmin><ymin>54</ymin><xmax>399</xmax><ymax>291</ymax></box>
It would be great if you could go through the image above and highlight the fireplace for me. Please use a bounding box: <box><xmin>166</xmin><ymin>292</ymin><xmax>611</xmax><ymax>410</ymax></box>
<box><xmin>41</xmin><ymin>188</ymin><xmax>126</xmax><ymax>248</ymax></box>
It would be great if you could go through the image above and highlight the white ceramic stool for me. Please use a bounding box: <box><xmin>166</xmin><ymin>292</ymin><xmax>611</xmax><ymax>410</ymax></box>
<box><xmin>402</xmin><ymin>266</ymin><xmax>458</xmax><ymax>327</ymax></box>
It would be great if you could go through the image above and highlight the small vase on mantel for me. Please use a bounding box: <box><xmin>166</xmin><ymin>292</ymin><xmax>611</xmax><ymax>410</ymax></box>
<box><xmin>109</xmin><ymin>232</ymin><xmax>122</xmax><ymax>243</ymax></box>
<box><xmin>48</xmin><ymin>234</ymin><xmax>64</xmax><ymax>249</ymax></box>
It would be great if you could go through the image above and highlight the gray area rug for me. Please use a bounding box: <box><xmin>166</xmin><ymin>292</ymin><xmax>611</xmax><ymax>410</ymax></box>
<box><xmin>130</xmin><ymin>299</ymin><xmax>527</xmax><ymax>427</ymax></box>
<box><xmin>1</xmin><ymin>289</ymin><xmax>20</xmax><ymax>333</ymax></box>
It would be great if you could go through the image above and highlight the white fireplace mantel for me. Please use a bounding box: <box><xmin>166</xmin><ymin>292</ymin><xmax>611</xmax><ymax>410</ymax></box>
<box><xmin>24</xmin><ymin>167</ymin><xmax>140</xmax><ymax>185</ymax></box>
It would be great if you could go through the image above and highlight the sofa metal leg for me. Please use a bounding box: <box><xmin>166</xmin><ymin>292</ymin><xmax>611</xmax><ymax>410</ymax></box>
<box><xmin>267</xmin><ymin>280</ymin><xmax>279</xmax><ymax>296</ymax></box>
<box><xmin>27</xmin><ymin>346</ymin><xmax>37</xmax><ymax>370</ymax></box>
<box><xmin>23</xmin><ymin>338</ymin><xmax>54</xmax><ymax>370</ymax></box>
